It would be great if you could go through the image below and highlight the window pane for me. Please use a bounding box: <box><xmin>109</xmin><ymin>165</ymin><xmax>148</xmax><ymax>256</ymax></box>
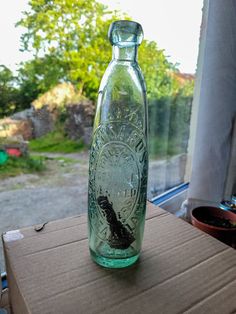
<box><xmin>148</xmin><ymin>81</ymin><xmax>194</xmax><ymax>199</ymax></box>
<box><xmin>98</xmin><ymin>0</ymin><xmax>203</xmax><ymax>199</ymax></box>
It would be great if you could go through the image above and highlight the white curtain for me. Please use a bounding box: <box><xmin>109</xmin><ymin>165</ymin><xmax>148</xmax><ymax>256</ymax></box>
<box><xmin>182</xmin><ymin>0</ymin><xmax>236</xmax><ymax>219</ymax></box>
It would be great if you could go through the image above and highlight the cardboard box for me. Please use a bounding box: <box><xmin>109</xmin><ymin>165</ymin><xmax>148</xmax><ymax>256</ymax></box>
<box><xmin>2</xmin><ymin>203</ymin><xmax>236</xmax><ymax>314</ymax></box>
<box><xmin>0</xmin><ymin>288</ymin><xmax>11</xmax><ymax>313</ymax></box>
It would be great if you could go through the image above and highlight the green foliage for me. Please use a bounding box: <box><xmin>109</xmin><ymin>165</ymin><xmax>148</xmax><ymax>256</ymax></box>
<box><xmin>0</xmin><ymin>153</ymin><xmax>79</xmax><ymax>179</ymax></box>
<box><xmin>0</xmin><ymin>65</ymin><xmax>19</xmax><ymax>117</ymax></box>
<box><xmin>29</xmin><ymin>130</ymin><xmax>84</xmax><ymax>153</ymax></box>
<box><xmin>16</xmin><ymin>55</ymin><xmax>66</xmax><ymax>107</ymax></box>
<box><xmin>0</xmin><ymin>155</ymin><xmax>45</xmax><ymax>179</ymax></box>
<box><xmin>139</xmin><ymin>41</ymin><xmax>176</xmax><ymax>99</ymax></box>
<box><xmin>16</xmin><ymin>0</ymin><xmax>193</xmax><ymax>103</ymax></box>
<box><xmin>17</xmin><ymin>0</ymin><xmax>127</xmax><ymax>100</ymax></box>
<box><xmin>148</xmin><ymin>94</ymin><xmax>193</xmax><ymax>158</ymax></box>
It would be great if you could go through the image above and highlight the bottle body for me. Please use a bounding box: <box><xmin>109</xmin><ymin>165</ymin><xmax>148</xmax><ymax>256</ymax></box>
<box><xmin>88</xmin><ymin>21</ymin><xmax>148</xmax><ymax>268</ymax></box>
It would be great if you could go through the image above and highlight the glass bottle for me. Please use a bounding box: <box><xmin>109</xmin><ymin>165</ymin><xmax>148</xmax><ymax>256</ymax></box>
<box><xmin>88</xmin><ymin>20</ymin><xmax>148</xmax><ymax>268</ymax></box>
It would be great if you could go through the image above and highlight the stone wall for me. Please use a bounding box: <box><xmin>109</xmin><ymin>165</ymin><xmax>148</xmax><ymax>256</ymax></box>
<box><xmin>0</xmin><ymin>83</ymin><xmax>95</xmax><ymax>144</ymax></box>
<box><xmin>30</xmin><ymin>105</ymin><xmax>56</xmax><ymax>138</ymax></box>
<box><xmin>64</xmin><ymin>100</ymin><xmax>95</xmax><ymax>145</ymax></box>
<box><xmin>10</xmin><ymin>105</ymin><xmax>56</xmax><ymax>139</ymax></box>
<box><xmin>0</xmin><ymin>118</ymin><xmax>33</xmax><ymax>141</ymax></box>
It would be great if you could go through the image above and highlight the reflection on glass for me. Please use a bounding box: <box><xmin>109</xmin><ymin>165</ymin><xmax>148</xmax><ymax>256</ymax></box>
<box><xmin>148</xmin><ymin>86</ymin><xmax>193</xmax><ymax>199</ymax></box>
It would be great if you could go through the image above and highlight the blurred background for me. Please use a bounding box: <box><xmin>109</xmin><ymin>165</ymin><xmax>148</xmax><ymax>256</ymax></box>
<box><xmin>0</xmin><ymin>0</ymin><xmax>203</xmax><ymax>269</ymax></box>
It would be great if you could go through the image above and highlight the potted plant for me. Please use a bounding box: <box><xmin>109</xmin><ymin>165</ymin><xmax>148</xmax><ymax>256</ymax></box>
<box><xmin>191</xmin><ymin>206</ymin><xmax>236</xmax><ymax>248</ymax></box>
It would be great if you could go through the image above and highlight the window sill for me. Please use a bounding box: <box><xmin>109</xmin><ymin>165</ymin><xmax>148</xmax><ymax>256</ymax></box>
<box><xmin>151</xmin><ymin>182</ymin><xmax>189</xmax><ymax>217</ymax></box>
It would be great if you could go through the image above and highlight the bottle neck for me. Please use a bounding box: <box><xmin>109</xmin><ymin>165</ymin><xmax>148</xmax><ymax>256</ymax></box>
<box><xmin>112</xmin><ymin>45</ymin><xmax>138</xmax><ymax>62</ymax></box>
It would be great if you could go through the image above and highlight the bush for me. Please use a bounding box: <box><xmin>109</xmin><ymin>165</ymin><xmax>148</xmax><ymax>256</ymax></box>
<box><xmin>0</xmin><ymin>155</ymin><xmax>45</xmax><ymax>179</ymax></box>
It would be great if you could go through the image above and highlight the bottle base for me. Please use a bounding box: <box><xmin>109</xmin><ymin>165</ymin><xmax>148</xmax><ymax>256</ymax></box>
<box><xmin>90</xmin><ymin>249</ymin><xmax>139</xmax><ymax>268</ymax></box>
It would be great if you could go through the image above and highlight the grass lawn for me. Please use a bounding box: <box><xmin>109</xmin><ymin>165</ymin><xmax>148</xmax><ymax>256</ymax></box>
<box><xmin>0</xmin><ymin>154</ymin><xmax>78</xmax><ymax>179</ymax></box>
<box><xmin>29</xmin><ymin>131</ymin><xmax>85</xmax><ymax>153</ymax></box>
<box><xmin>0</xmin><ymin>129</ymin><xmax>83</xmax><ymax>179</ymax></box>
<box><xmin>0</xmin><ymin>155</ymin><xmax>45</xmax><ymax>179</ymax></box>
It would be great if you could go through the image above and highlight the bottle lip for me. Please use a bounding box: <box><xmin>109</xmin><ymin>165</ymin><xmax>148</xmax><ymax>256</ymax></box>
<box><xmin>109</xmin><ymin>20</ymin><xmax>143</xmax><ymax>31</ymax></box>
<box><xmin>108</xmin><ymin>20</ymin><xmax>143</xmax><ymax>47</ymax></box>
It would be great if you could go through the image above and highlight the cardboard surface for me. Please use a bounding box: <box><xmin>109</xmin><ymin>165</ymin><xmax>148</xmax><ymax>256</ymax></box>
<box><xmin>2</xmin><ymin>203</ymin><xmax>236</xmax><ymax>314</ymax></box>
<box><xmin>0</xmin><ymin>288</ymin><xmax>11</xmax><ymax>313</ymax></box>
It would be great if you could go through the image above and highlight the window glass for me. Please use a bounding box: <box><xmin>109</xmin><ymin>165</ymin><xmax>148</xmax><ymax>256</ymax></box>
<box><xmin>148</xmin><ymin>75</ymin><xmax>194</xmax><ymax>198</ymax></box>
<box><xmin>101</xmin><ymin>0</ymin><xmax>203</xmax><ymax>199</ymax></box>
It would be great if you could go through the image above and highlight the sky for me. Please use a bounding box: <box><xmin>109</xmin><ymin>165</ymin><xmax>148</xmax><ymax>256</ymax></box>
<box><xmin>0</xmin><ymin>0</ymin><xmax>203</xmax><ymax>74</ymax></box>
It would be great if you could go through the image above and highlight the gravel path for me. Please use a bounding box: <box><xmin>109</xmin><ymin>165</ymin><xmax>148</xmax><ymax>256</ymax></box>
<box><xmin>0</xmin><ymin>152</ymin><xmax>89</xmax><ymax>271</ymax></box>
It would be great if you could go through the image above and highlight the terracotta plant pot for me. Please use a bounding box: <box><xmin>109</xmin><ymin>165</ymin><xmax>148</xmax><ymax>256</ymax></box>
<box><xmin>191</xmin><ymin>206</ymin><xmax>236</xmax><ymax>248</ymax></box>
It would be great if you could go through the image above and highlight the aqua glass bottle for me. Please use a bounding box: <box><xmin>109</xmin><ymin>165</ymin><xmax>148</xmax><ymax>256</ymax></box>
<box><xmin>88</xmin><ymin>20</ymin><xmax>148</xmax><ymax>268</ymax></box>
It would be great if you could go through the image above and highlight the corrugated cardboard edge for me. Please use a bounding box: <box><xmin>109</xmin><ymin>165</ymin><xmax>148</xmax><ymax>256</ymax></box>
<box><xmin>0</xmin><ymin>288</ymin><xmax>11</xmax><ymax>313</ymax></box>
<box><xmin>2</xmin><ymin>234</ymin><xmax>29</xmax><ymax>314</ymax></box>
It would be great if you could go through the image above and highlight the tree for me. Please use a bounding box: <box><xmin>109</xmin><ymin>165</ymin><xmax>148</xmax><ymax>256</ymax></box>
<box><xmin>139</xmin><ymin>40</ymin><xmax>177</xmax><ymax>99</ymax></box>
<box><xmin>17</xmin><ymin>0</ymin><xmax>182</xmax><ymax>102</ymax></box>
<box><xmin>17</xmin><ymin>0</ymin><xmax>194</xmax><ymax>158</ymax></box>
<box><xmin>16</xmin><ymin>54</ymin><xmax>66</xmax><ymax>107</ymax></box>
<box><xmin>0</xmin><ymin>65</ymin><xmax>18</xmax><ymax>117</ymax></box>
<box><xmin>17</xmin><ymin>0</ymin><xmax>126</xmax><ymax>100</ymax></box>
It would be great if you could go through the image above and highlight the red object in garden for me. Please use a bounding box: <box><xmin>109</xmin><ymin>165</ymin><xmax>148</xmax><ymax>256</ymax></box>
<box><xmin>6</xmin><ymin>148</ymin><xmax>22</xmax><ymax>157</ymax></box>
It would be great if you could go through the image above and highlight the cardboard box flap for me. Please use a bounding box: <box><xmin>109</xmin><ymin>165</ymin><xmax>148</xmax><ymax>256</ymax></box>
<box><xmin>2</xmin><ymin>203</ymin><xmax>236</xmax><ymax>314</ymax></box>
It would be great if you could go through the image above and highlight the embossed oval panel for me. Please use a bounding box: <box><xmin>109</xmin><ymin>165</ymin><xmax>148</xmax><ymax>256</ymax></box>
<box><xmin>95</xmin><ymin>142</ymin><xmax>140</xmax><ymax>224</ymax></box>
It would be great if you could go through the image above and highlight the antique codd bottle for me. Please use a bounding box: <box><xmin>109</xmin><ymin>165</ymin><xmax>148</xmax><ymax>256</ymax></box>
<box><xmin>88</xmin><ymin>20</ymin><xmax>148</xmax><ymax>268</ymax></box>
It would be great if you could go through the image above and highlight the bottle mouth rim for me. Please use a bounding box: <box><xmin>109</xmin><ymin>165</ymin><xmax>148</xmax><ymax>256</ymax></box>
<box><xmin>108</xmin><ymin>20</ymin><xmax>143</xmax><ymax>47</ymax></box>
<box><xmin>109</xmin><ymin>20</ymin><xmax>142</xmax><ymax>29</ymax></box>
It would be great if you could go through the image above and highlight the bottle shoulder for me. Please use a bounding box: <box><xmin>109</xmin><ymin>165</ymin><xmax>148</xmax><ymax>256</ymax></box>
<box><xmin>94</xmin><ymin>60</ymin><xmax>148</xmax><ymax>133</ymax></box>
